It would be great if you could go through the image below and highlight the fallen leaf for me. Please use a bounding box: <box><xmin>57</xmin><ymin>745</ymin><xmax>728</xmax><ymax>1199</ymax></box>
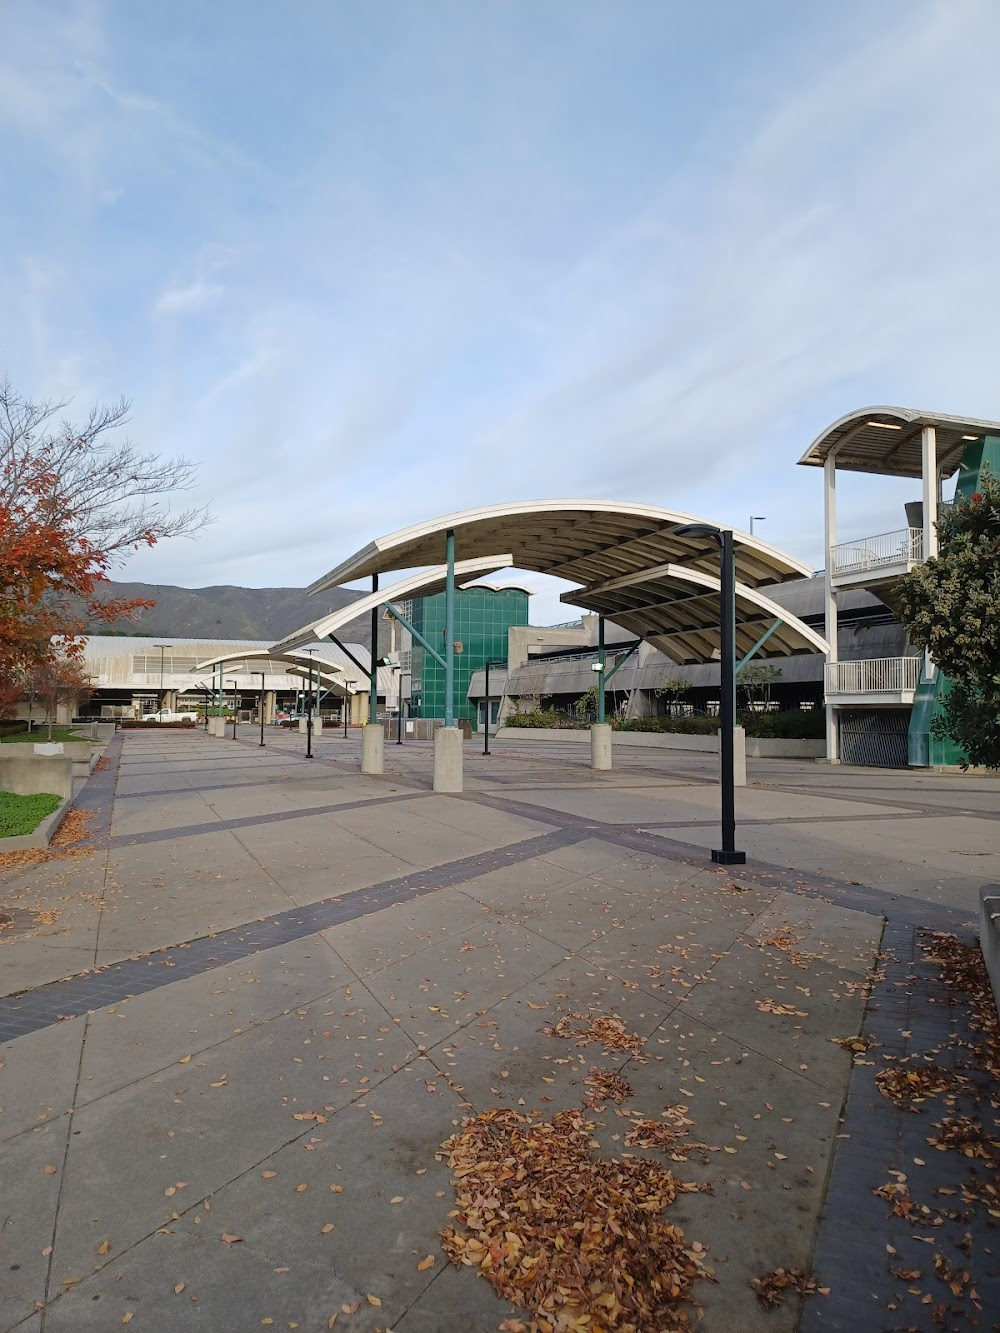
<box><xmin>322</xmin><ymin>1223</ymin><xmax>335</xmax><ymax>1234</ymax></box>
<box><xmin>221</xmin><ymin>1234</ymin><xmax>243</xmax><ymax>1244</ymax></box>
<box><xmin>97</xmin><ymin>1240</ymin><xmax>111</xmax><ymax>1256</ymax></box>
<box><xmin>390</xmin><ymin>1196</ymin><xmax>404</xmax><ymax>1204</ymax></box>
<box><xmin>417</xmin><ymin>1255</ymin><xmax>436</xmax><ymax>1271</ymax></box>
<box><xmin>341</xmin><ymin>1301</ymin><xmax>360</xmax><ymax>1315</ymax></box>
<box><xmin>173</xmin><ymin>1283</ymin><xmax>185</xmax><ymax>1295</ymax></box>
<box><xmin>261</xmin><ymin>1170</ymin><xmax>278</xmax><ymax>1180</ymax></box>
<box><xmin>179</xmin><ymin>1055</ymin><xmax>192</xmax><ymax>1064</ymax></box>
<box><xmin>43</xmin><ymin>1163</ymin><xmax>58</xmax><ymax>1175</ymax></box>
<box><xmin>366</xmin><ymin>1294</ymin><xmax>382</xmax><ymax>1306</ymax></box>
<box><xmin>295</xmin><ymin>1184</ymin><xmax>308</xmax><ymax>1193</ymax></box>
<box><xmin>122</xmin><ymin>1316</ymin><xmax>134</xmax><ymax>1326</ymax></box>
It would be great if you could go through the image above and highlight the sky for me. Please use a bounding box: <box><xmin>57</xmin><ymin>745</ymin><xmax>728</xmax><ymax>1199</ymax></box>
<box><xmin>3</xmin><ymin>0</ymin><xmax>1000</xmax><ymax>625</ymax></box>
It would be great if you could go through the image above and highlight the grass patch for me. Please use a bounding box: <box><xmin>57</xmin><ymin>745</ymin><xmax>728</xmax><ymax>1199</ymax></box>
<box><xmin>0</xmin><ymin>728</ymin><xmax>86</xmax><ymax>744</ymax></box>
<box><xmin>0</xmin><ymin>791</ymin><xmax>62</xmax><ymax>838</ymax></box>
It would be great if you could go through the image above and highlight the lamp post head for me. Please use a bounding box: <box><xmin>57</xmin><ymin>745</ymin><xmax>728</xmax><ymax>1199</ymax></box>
<box><xmin>590</xmin><ymin>661</ymin><xmax>604</xmax><ymax>672</ymax></box>
<box><xmin>673</xmin><ymin>522</ymin><xmax>722</xmax><ymax>545</ymax></box>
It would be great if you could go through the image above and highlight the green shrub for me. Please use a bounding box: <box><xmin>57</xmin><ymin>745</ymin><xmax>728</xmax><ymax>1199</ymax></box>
<box><xmin>613</xmin><ymin>710</ymin><xmax>823</xmax><ymax>740</ymax></box>
<box><xmin>614</xmin><ymin>715</ymin><xmax>718</xmax><ymax>734</ymax></box>
<box><xmin>504</xmin><ymin>710</ymin><xmax>582</xmax><ymax>730</ymax></box>
<box><xmin>0</xmin><ymin>791</ymin><xmax>62</xmax><ymax>838</ymax></box>
<box><xmin>120</xmin><ymin>720</ymin><xmax>197</xmax><ymax>730</ymax></box>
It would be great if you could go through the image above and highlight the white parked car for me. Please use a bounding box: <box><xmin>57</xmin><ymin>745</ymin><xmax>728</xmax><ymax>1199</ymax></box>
<box><xmin>140</xmin><ymin>708</ymin><xmax>200</xmax><ymax>723</ymax></box>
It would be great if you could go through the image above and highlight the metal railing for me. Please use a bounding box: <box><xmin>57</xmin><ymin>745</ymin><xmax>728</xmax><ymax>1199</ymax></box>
<box><xmin>825</xmin><ymin>657</ymin><xmax>922</xmax><ymax>695</ymax></box>
<box><xmin>831</xmin><ymin>528</ymin><xmax>924</xmax><ymax>577</ymax></box>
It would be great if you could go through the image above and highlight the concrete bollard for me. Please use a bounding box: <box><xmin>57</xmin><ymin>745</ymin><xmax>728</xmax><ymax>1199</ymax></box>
<box><xmin>313</xmin><ymin>717</ymin><xmax>323</xmax><ymax>735</ymax></box>
<box><xmin>433</xmin><ymin>726</ymin><xmax>463</xmax><ymax>792</ymax></box>
<box><xmin>361</xmin><ymin>725</ymin><xmax>384</xmax><ymax>775</ymax></box>
<box><xmin>590</xmin><ymin>722</ymin><xmax>613</xmax><ymax>771</ymax></box>
<box><xmin>723</xmin><ymin>725</ymin><xmax>747</xmax><ymax>786</ymax></box>
<box><xmin>207</xmin><ymin>716</ymin><xmax>221</xmax><ymax>737</ymax></box>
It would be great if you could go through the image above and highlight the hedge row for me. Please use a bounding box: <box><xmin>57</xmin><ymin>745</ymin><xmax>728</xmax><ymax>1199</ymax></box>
<box><xmin>505</xmin><ymin>710</ymin><xmax>824</xmax><ymax>740</ymax></box>
<box><xmin>120</xmin><ymin>720</ymin><xmax>198</xmax><ymax>730</ymax></box>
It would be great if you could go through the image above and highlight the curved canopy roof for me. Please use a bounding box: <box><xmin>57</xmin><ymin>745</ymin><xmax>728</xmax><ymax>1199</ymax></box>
<box><xmin>308</xmin><ymin>500</ymin><xmax>810</xmax><ymax>594</ymax></box>
<box><xmin>275</xmin><ymin>556</ymin><xmax>513</xmax><ymax>654</ymax></box>
<box><xmin>564</xmin><ymin>563</ymin><xmax>829</xmax><ymax>665</ymax></box>
<box><xmin>194</xmin><ymin>648</ymin><xmax>351</xmax><ymax>694</ymax></box>
<box><xmin>797</xmin><ymin>406</ymin><xmax>1000</xmax><ymax>478</ymax></box>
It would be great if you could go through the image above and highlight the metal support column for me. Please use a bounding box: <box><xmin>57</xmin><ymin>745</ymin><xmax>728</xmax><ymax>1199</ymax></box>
<box><xmin>484</xmin><ymin>660</ymin><xmax>491</xmax><ymax>755</ymax></box>
<box><xmin>369</xmin><ymin>575</ymin><xmax>379</xmax><ymax>725</ymax></box>
<box><xmin>444</xmin><ymin>530</ymin><xmax>455</xmax><ymax>726</ymax></box>
<box><xmin>258</xmin><ymin>673</ymin><xmax>266</xmax><ymax>747</ymax></box>
<box><xmin>921</xmin><ymin>425</ymin><xmax>939</xmax><ymax>560</ymax></box>
<box><xmin>714</xmin><ymin>530</ymin><xmax>744</xmax><ymax>865</ymax></box>
<box><xmin>823</xmin><ymin>454</ymin><xmax>839</xmax><ymax>763</ymax></box>
<box><xmin>597</xmin><ymin>617</ymin><xmax>606</xmax><ymax>724</ymax></box>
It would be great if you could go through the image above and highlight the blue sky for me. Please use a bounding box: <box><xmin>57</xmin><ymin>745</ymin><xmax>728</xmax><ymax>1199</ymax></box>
<box><xmin>3</xmin><ymin>1</ymin><xmax>999</xmax><ymax>623</ymax></box>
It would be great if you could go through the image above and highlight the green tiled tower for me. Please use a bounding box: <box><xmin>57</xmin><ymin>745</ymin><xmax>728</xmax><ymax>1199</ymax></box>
<box><xmin>409</xmin><ymin>587</ymin><xmax>529</xmax><ymax>728</ymax></box>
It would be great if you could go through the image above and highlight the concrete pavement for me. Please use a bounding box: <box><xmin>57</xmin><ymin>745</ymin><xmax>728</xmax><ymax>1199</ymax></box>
<box><xmin>1</xmin><ymin>729</ymin><xmax>996</xmax><ymax>1331</ymax></box>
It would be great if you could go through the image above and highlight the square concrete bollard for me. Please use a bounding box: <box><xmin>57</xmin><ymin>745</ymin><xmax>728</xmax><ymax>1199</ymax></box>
<box><xmin>313</xmin><ymin>717</ymin><xmax>323</xmax><ymax>735</ymax></box>
<box><xmin>590</xmin><ymin>723</ymin><xmax>612</xmax><ymax>771</ymax></box>
<box><xmin>361</xmin><ymin>724</ymin><xmax>384</xmax><ymax>774</ymax></box>
<box><xmin>433</xmin><ymin>726</ymin><xmax>463</xmax><ymax>792</ymax></box>
<box><xmin>980</xmin><ymin>886</ymin><xmax>1000</xmax><ymax>1015</ymax></box>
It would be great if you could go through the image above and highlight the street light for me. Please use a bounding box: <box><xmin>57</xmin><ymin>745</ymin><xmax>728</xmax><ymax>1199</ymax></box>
<box><xmin>258</xmin><ymin>672</ymin><xmax>266</xmax><ymax>748</ymax></box>
<box><xmin>227</xmin><ymin>680</ymin><xmax>238</xmax><ymax>740</ymax></box>
<box><xmin>303</xmin><ymin>650</ymin><xmax>317</xmax><ymax>759</ymax></box>
<box><xmin>396</xmin><ymin>668</ymin><xmax>410</xmax><ymax>745</ymax></box>
<box><xmin>155</xmin><ymin>645</ymin><xmax>172</xmax><ymax>708</ymax></box>
<box><xmin>749</xmin><ymin>516</ymin><xmax>766</xmax><ymax>536</ymax></box>
<box><xmin>673</xmin><ymin>523</ymin><xmax>746</xmax><ymax>865</ymax></box>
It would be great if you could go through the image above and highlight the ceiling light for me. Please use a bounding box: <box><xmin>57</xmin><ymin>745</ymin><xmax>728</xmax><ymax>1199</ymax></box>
<box><xmin>866</xmin><ymin>421</ymin><xmax>903</xmax><ymax>430</ymax></box>
<box><xmin>962</xmin><ymin>434</ymin><xmax>979</xmax><ymax>440</ymax></box>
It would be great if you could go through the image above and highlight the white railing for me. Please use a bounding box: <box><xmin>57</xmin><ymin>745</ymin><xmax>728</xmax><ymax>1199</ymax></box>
<box><xmin>825</xmin><ymin>657</ymin><xmax>922</xmax><ymax>695</ymax></box>
<box><xmin>832</xmin><ymin>528</ymin><xmax>923</xmax><ymax>577</ymax></box>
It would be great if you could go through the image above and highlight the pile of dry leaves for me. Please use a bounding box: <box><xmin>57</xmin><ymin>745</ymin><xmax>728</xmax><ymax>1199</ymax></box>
<box><xmin>750</xmin><ymin>1267</ymin><xmax>827</xmax><ymax>1308</ymax></box>
<box><xmin>583</xmin><ymin>1070</ymin><xmax>633</xmax><ymax>1107</ymax></box>
<box><xmin>440</xmin><ymin>1107</ymin><xmax>709</xmax><ymax>1332</ymax></box>
<box><xmin>544</xmin><ymin>1014</ymin><xmax>648</xmax><ymax>1059</ymax></box>
<box><xmin>875</xmin><ymin>1064</ymin><xmax>961</xmax><ymax>1111</ymax></box>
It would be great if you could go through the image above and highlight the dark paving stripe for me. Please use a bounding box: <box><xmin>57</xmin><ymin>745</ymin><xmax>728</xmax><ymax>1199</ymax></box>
<box><xmin>463</xmin><ymin>791</ymin><xmax>975</xmax><ymax>931</ymax></box>
<box><xmin>623</xmin><ymin>810</ymin><xmax>945</xmax><ymax>829</ymax></box>
<box><xmin>68</xmin><ymin>732</ymin><xmax>124</xmax><ymax>843</ymax></box>
<box><xmin>802</xmin><ymin>919</ymin><xmax>999</xmax><ymax>1330</ymax></box>
<box><xmin>769</xmin><ymin>781</ymin><xmax>1000</xmax><ymax>822</ymax></box>
<box><xmin>108</xmin><ymin>790</ymin><xmax>432</xmax><ymax>848</ymax></box>
<box><xmin>0</xmin><ymin>828</ymin><xmax>584</xmax><ymax>1044</ymax></box>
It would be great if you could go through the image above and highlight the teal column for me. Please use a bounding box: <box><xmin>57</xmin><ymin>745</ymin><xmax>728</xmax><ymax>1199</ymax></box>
<box><xmin>444</xmin><ymin>530</ymin><xmax>455</xmax><ymax>726</ymax></box>
<box><xmin>597</xmin><ymin>616</ymin><xmax>606</xmax><ymax>724</ymax></box>
<box><xmin>216</xmin><ymin>662</ymin><xmax>222</xmax><ymax>715</ymax></box>
<box><xmin>369</xmin><ymin>575</ymin><xmax>379</xmax><ymax>724</ymax></box>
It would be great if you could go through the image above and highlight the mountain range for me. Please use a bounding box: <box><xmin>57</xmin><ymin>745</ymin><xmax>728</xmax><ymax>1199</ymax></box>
<box><xmin>89</xmin><ymin>582</ymin><xmax>380</xmax><ymax>647</ymax></box>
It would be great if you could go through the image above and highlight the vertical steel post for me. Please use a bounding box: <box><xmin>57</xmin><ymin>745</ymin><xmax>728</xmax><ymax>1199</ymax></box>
<box><xmin>444</xmin><ymin>530</ymin><xmax>455</xmax><ymax>727</ymax></box>
<box><xmin>397</xmin><ymin>673</ymin><xmax>403</xmax><ymax>745</ymax></box>
<box><xmin>484</xmin><ymin>660</ymin><xmax>491</xmax><ymax>755</ymax></box>
<box><xmin>306</xmin><ymin>658</ymin><xmax>313</xmax><ymax>758</ymax></box>
<box><xmin>823</xmin><ymin>455</ymin><xmax>839</xmax><ymax>763</ymax></box>
<box><xmin>369</xmin><ymin>575</ymin><xmax>379</xmax><ymax>725</ymax></box>
<box><xmin>597</xmin><ymin>617</ymin><xmax>606</xmax><ymax>724</ymax></box>
<box><xmin>712</xmin><ymin>531</ymin><xmax>745</xmax><ymax>865</ymax></box>
<box><xmin>259</xmin><ymin>673</ymin><xmax>265</xmax><ymax>747</ymax></box>
<box><xmin>344</xmin><ymin>684</ymin><xmax>349</xmax><ymax>737</ymax></box>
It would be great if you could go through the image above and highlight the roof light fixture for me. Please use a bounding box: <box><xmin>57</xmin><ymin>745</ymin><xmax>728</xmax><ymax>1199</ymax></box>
<box><xmin>866</xmin><ymin>421</ymin><xmax>903</xmax><ymax>430</ymax></box>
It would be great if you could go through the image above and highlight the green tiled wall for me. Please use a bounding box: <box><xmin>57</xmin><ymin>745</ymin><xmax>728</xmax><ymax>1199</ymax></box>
<box><xmin>410</xmin><ymin>587</ymin><xmax>529</xmax><ymax>728</ymax></box>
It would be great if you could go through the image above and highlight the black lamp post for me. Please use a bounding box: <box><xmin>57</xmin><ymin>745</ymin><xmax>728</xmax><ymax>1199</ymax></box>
<box><xmin>228</xmin><ymin>680</ymin><xmax>238</xmax><ymax>740</ymax></box>
<box><xmin>673</xmin><ymin>523</ymin><xmax>745</xmax><ymax>865</ymax></box>
<box><xmin>259</xmin><ymin>672</ymin><xmax>266</xmax><ymax>747</ymax></box>
<box><xmin>155</xmin><ymin>644</ymin><xmax>172</xmax><ymax>709</ymax></box>
<box><xmin>396</xmin><ymin>670</ymin><xmax>409</xmax><ymax>744</ymax></box>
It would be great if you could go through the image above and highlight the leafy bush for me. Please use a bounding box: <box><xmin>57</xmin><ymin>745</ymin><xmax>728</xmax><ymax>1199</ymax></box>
<box><xmin>614</xmin><ymin>715</ymin><xmax>718</xmax><ymax>735</ymax></box>
<box><xmin>504</xmin><ymin>710</ymin><xmax>582</xmax><ymax>730</ymax></box>
<box><xmin>0</xmin><ymin>790</ymin><xmax>62</xmax><ymax>837</ymax></box>
<box><xmin>614</xmin><ymin>710</ymin><xmax>823</xmax><ymax>740</ymax></box>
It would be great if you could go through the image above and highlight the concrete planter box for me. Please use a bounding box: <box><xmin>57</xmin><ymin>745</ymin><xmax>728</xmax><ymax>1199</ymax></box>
<box><xmin>495</xmin><ymin>727</ymin><xmax>825</xmax><ymax>760</ymax></box>
<box><xmin>0</xmin><ymin>753</ymin><xmax>75</xmax><ymax>799</ymax></box>
<box><xmin>0</xmin><ymin>796</ymin><xmax>73</xmax><ymax>851</ymax></box>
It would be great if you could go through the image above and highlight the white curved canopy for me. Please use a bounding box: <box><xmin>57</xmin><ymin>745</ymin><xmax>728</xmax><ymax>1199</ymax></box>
<box><xmin>274</xmin><ymin>556</ymin><xmax>513</xmax><ymax>653</ymax></box>
<box><xmin>565</xmin><ymin>563</ymin><xmax>829</xmax><ymax>665</ymax></box>
<box><xmin>194</xmin><ymin>648</ymin><xmax>352</xmax><ymax>695</ymax></box>
<box><xmin>308</xmin><ymin>499</ymin><xmax>810</xmax><ymax>595</ymax></box>
<box><xmin>797</xmin><ymin>406</ymin><xmax>1000</xmax><ymax>478</ymax></box>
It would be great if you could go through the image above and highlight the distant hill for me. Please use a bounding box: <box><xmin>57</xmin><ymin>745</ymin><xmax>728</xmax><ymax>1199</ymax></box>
<box><xmin>88</xmin><ymin>582</ymin><xmax>382</xmax><ymax>648</ymax></box>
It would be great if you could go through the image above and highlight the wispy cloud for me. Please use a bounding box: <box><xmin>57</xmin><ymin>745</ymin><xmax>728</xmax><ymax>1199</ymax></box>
<box><xmin>2</xmin><ymin>0</ymin><xmax>998</xmax><ymax>620</ymax></box>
